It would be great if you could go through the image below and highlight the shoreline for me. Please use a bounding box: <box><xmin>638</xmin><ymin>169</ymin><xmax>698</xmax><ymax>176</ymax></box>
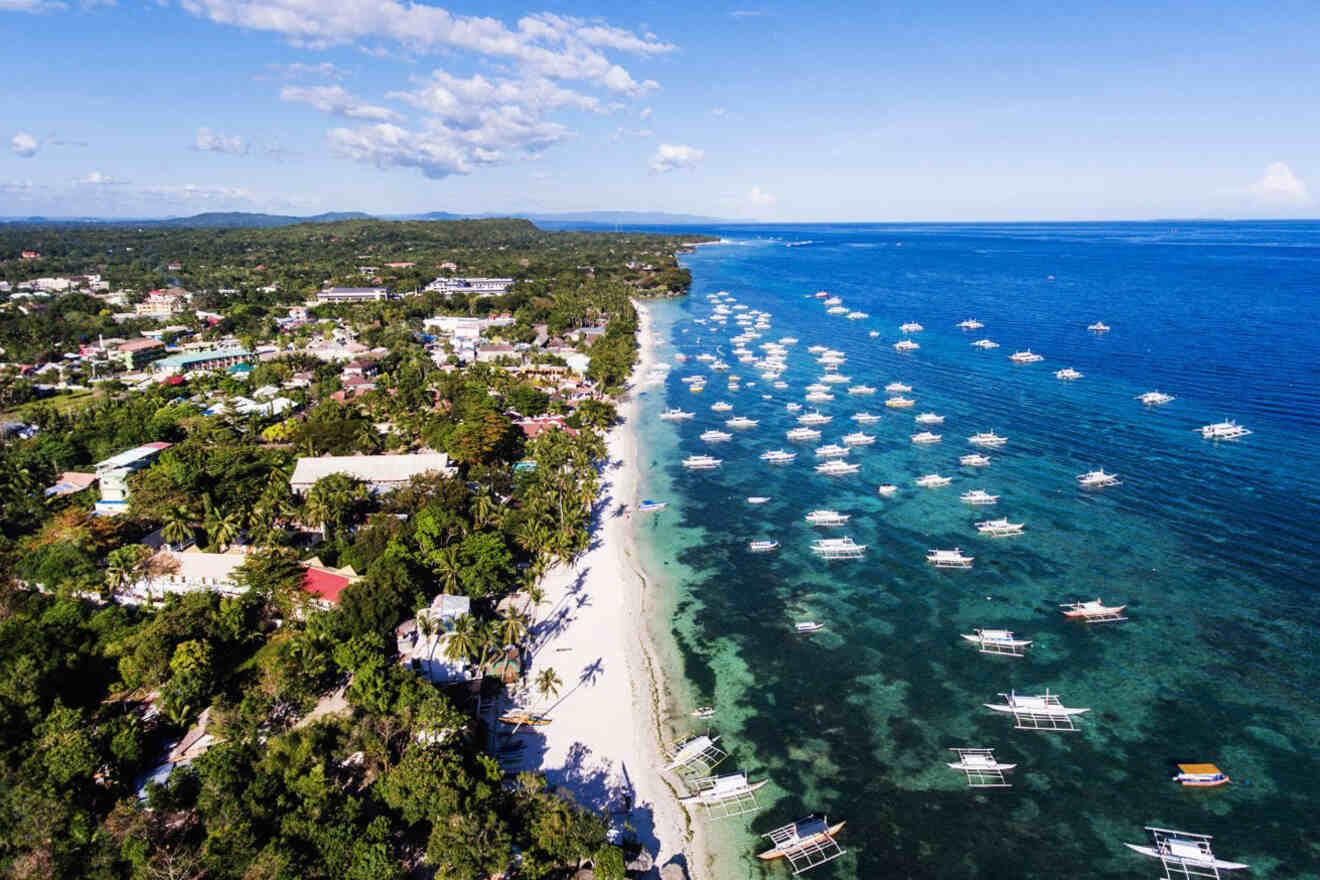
<box><xmin>515</xmin><ymin>298</ymin><xmax>709</xmax><ymax>878</ymax></box>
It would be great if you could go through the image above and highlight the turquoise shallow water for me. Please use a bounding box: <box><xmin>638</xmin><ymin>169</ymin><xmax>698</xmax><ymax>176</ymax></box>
<box><xmin>632</xmin><ymin>223</ymin><xmax>1320</xmax><ymax>879</ymax></box>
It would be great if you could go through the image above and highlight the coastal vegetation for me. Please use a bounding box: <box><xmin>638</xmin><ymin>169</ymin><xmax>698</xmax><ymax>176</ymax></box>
<box><xmin>0</xmin><ymin>217</ymin><xmax>696</xmax><ymax>878</ymax></box>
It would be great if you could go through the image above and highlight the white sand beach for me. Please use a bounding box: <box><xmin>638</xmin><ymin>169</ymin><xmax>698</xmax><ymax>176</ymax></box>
<box><xmin>504</xmin><ymin>301</ymin><xmax>705</xmax><ymax>877</ymax></box>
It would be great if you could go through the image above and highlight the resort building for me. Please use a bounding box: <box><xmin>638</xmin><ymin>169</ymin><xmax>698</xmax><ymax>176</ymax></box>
<box><xmin>135</xmin><ymin>288</ymin><xmax>189</xmax><ymax>317</ymax></box>
<box><xmin>114</xmin><ymin>337</ymin><xmax>167</xmax><ymax>370</ymax></box>
<box><xmin>424</xmin><ymin>277</ymin><xmax>514</xmax><ymax>297</ymax></box>
<box><xmin>396</xmin><ymin>594</ymin><xmax>474</xmax><ymax>684</ymax></box>
<box><xmin>152</xmin><ymin>348</ymin><xmax>253</xmax><ymax>376</ymax></box>
<box><xmin>93</xmin><ymin>441</ymin><xmax>173</xmax><ymax>515</ymax></box>
<box><xmin>289</xmin><ymin>452</ymin><xmax>456</xmax><ymax>494</ymax></box>
<box><xmin>316</xmin><ymin>286</ymin><xmax>390</xmax><ymax>304</ymax></box>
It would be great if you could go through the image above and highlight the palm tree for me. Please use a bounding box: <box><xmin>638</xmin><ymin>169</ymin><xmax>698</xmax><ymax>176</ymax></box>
<box><xmin>433</xmin><ymin>545</ymin><xmax>463</xmax><ymax>595</ymax></box>
<box><xmin>207</xmin><ymin>510</ymin><xmax>243</xmax><ymax>552</ymax></box>
<box><xmin>473</xmin><ymin>620</ymin><xmax>502</xmax><ymax>677</ymax></box>
<box><xmin>104</xmin><ymin>545</ymin><xmax>147</xmax><ymax>601</ymax></box>
<box><xmin>442</xmin><ymin>615</ymin><xmax>479</xmax><ymax>668</ymax></box>
<box><xmin>536</xmin><ymin>667</ymin><xmax>563</xmax><ymax>704</ymax></box>
<box><xmin>499</xmin><ymin>613</ymin><xmax>529</xmax><ymax>648</ymax></box>
<box><xmin>522</xmin><ymin>584</ymin><xmax>546</xmax><ymax>621</ymax></box>
<box><xmin>161</xmin><ymin>504</ymin><xmax>196</xmax><ymax>549</ymax></box>
<box><xmin>471</xmin><ymin>486</ymin><xmax>503</xmax><ymax>529</ymax></box>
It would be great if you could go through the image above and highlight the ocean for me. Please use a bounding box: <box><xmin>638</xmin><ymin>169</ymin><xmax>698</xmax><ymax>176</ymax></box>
<box><xmin>629</xmin><ymin>223</ymin><xmax>1320</xmax><ymax>879</ymax></box>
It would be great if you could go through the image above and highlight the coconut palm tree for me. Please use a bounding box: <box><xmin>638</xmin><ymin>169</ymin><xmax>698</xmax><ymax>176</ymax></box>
<box><xmin>433</xmin><ymin>545</ymin><xmax>463</xmax><ymax>595</ymax></box>
<box><xmin>161</xmin><ymin>504</ymin><xmax>197</xmax><ymax>549</ymax></box>
<box><xmin>499</xmin><ymin>613</ymin><xmax>529</xmax><ymax>648</ymax></box>
<box><xmin>442</xmin><ymin>615</ymin><xmax>479</xmax><ymax>668</ymax></box>
<box><xmin>206</xmin><ymin>509</ymin><xmax>244</xmax><ymax>552</ymax></box>
<box><xmin>471</xmin><ymin>486</ymin><xmax>503</xmax><ymax>529</ymax></box>
<box><xmin>104</xmin><ymin>545</ymin><xmax>147</xmax><ymax>602</ymax></box>
<box><xmin>536</xmin><ymin>667</ymin><xmax>563</xmax><ymax>704</ymax></box>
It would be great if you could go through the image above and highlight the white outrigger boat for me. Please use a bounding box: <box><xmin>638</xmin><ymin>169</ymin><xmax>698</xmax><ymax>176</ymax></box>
<box><xmin>1123</xmin><ymin>827</ymin><xmax>1248</xmax><ymax>876</ymax></box>
<box><xmin>1055</xmin><ymin>367</ymin><xmax>1083</xmax><ymax>380</ymax></box>
<box><xmin>976</xmin><ymin>518</ymin><xmax>1024</xmax><ymax>537</ymax></box>
<box><xmin>971</xmin><ymin>338</ymin><xmax>1000</xmax><ymax>349</ymax></box>
<box><xmin>876</xmin><ymin>484</ymin><xmax>898</xmax><ymax>497</ymax></box>
<box><xmin>947</xmin><ymin>747</ymin><xmax>1015</xmax><ymax>788</ymax></box>
<box><xmin>795</xmin><ymin>621</ymin><xmax>825</xmax><ymax>634</ymax></box>
<box><xmin>638</xmin><ymin>499</ymin><xmax>669</xmax><ymax>513</ymax></box>
<box><xmin>682</xmin><ymin>455</ymin><xmax>722</xmax><ymax>470</ymax></box>
<box><xmin>847</xmin><ymin>384</ymin><xmax>877</xmax><ymax>396</ymax></box>
<box><xmin>664</xmin><ymin>734</ymin><xmax>728</xmax><ymax>774</ymax></box>
<box><xmin>1173</xmin><ymin>763</ymin><xmax>1231</xmax><ymax>788</ymax></box>
<box><xmin>885</xmin><ymin>396</ymin><xmax>915</xmax><ymax>408</ymax></box>
<box><xmin>915</xmin><ymin>473</ymin><xmax>952</xmax><ymax>488</ymax></box>
<box><xmin>748</xmin><ymin>539</ymin><xmax>780</xmax><ymax>552</ymax></box>
<box><xmin>805</xmin><ymin>510</ymin><xmax>851</xmax><ymax>526</ymax></box>
<box><xmin>660</xmin><ymin>408</ymin><xmax>695</xmax><ymax>421</ymax></box>
<box><xmin>1009</xmin><ymin>349</ymin><xmax>1044</xmax><ymax>363</ymax></box>
<box><xmin>1136</xmin><ymin>390</ymin><xmax>1175</xmax><ymax>406</ymax></box>
<box><xmin>811</xmin><ymin>536</ymin><xmax>867</xmax><ymax>558</ymax></box>
<box><xmin>911</xmin><ymin>431</ymin><xmax>942</xmax><ymax>445</ymax></box>
<box><xmin>1060</xmin><ymin>598</ymin><xmax>1127</xmax><ymax>622</ymax></box>
<box><xmin>760</xmin><ymin>449</ymin><xmax>798</xmax><ymax>463</ymax></box>
<box><xmin>1087</xmin><ymin>321</ymin><xmax>1111</xmax><ymax>333</ymax></box>
<box><xmin>786</xmin><ymin>402</ymin><xmax>803</xmax><ymax>412</ymax></box>
<box><xmin>957</xmin><ymin>318</ymin><xmax>984</xmax><ymax>330</ymax></box>
<box><xmin>826</xmin><ymin>306</ymin><xmax>848</xmax><ymax>315</ymax></box>
<box><xmin>894</xmin><ymin>339</ymin><xmax>920</xmax><ymax>352</ymax></box>
<box><xmin>747</xmin><ymin>496</ymin><xmax>772</xmax><ymax>505</ymax></box>
<box><xmin>820</xmin><ymin>372</ymin><xmax>850</xmax><ymax>384</ymax></box>
<box><xmin>842</xmin><ymin>431</ymin><xmax>876</xmax><ymax>446</ymax></box>
<box><xmin>846</xmin><ymin>311</ymin><xmax>868</xmax><ymax>320</ymax></box>
<box><xmin>885</xmin><ymin>382</ymin><xmax>912</xmax><ymax>393</ymax></box>
<box><xmin>758</xmin><ymin>815</ymin><xmax>846</xmax><ymax>872</ymax></box>
<box><xmin>962</xmin><ymin>629</ymin><xmax>1031</xmax><ymax>656</ymax></box>
<box><xmin>927</xmin><ymin>547</ymin><xmax>974</xmax><ymax>568</ymax></box>
<box><xmin>1077</xmin><ymin>468</ymin><xmax>1122</xmax><ymax>488</ymax></box>
<box><xmin>960</xmin><ymin>453</ymin><xmax>992</xmax><ymax>467</ymax></box>
<box><xmin>700</xmin><ymin>430</ymin><xmax>733</xmax><ymax>443</ymax></box>
<box><xmin>986</xmin><ymin>689</ymin><xmax>1090</xmax><ymax>731</ymax></box>
<box><xmin>968</xmin><ymin>431</ymin><xmax>1007</xmax><ymax>448</ymax></box>
<box><xmin>679</xmin><ymin>772</ymin><xmax>768</xmax><ymax>818</ymax></box>
<box><xmin>851</xmin><ymin>412</ymin><xmax>882</xmax><ymax>424</ymax></box>
<box><xmin>804</xmin><ymin>391</ymin><xmax>834</xmax><ymax>403</ymax></box>
<box><xmin>786</xmin><ymin>427</ymin><xmax>822</xmax><ymax>442</ymax></box>
<box><xmin>899</xmin><ymin>322</ymin><xmax>924</xmax><ymax>333</ymax></box>
<box><xmin>814</xmin><ymin>444</ymin><xmax>851</xmax><ymax>459</ymax></box>
<box><xmin>815</xmin><ymin>460</ymin><xmax>860</xmax><ymax>475</ymax></box>
<box><xmin>1199</xmin><ymin>419</ymin><xmax>1252</xmax><ymax>440</ymax></box>
<box><xmin>914</xmin><ymin>412</ymin><xmax>944</xmax><ymax>425</ymax></box>
<box><xmin>711</xmin><ymin>400</ymin><xmax>734</xmax><ymax>412</ymax></box>
<box><xmin>798</xmin><ymin>411</ymin><xmax>832</xmax><ymax>425</ymax></box>
<box><xmin>960</xmin><ymin>488</ymin><xmax>999</xmax><ymax>505</ymax></box>
<box><xmin>726</xmin><ymin>416</ymin><xmax>759</xmax><ymax>429</ymax></box>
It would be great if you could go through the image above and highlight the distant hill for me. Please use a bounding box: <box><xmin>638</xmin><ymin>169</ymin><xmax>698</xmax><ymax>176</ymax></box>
<box><xmin>152</xmin><ymin>211</ymin><xmax>373</xmax><ymax>228</ymax></box>
<box><xmin>524</xmin><ymin>211</ymin><xmax>727</xmax><ymax>225</ymax></box>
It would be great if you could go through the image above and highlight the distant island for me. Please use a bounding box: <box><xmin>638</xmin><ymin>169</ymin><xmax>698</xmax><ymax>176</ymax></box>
<box><xmin>0</xmin><ymin>209</ymin><xmax>733</xmax><ymax>229</ymax></box>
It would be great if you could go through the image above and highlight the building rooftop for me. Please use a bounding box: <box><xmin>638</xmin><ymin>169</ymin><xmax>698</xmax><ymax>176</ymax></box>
<box><xmin>290</xmin><ymin>452</ymin><xmax>454</xmax><ymax>488</ymax></box>
<box><xmin>154</xmin><ymin>348</ymin><xmax>251</xmax><ymax>370</ymax></box>
<box><xmin>94</xmin><ymin>442</ymin><xmax>172</xmax><ymax>473</ymax></box>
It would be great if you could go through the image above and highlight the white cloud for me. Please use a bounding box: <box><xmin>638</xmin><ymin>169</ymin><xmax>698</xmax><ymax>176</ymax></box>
<box><xmin>0</xmin><ymin>1</ymin><xmax>68</xmax><ymax>12</ymax></box>
<box><xmin>281</xmin><ymin>85</ymin><xmax>403</xmax><ymax>121</ymax></box>
<box><xmin>75</xmin><ymin>171</ymin><xmax>126</xmax><ymax>185</ymax></box>
<box><xmin>10</xmin><ymin>131</ymin><xmax>39</xmax><ymax>157</ymax></box>
<box><xmin>193</xmin><ymin>126</ymin><xmax>249</xmax><ymax>154</ymax></box>
<box><xmin>649</xmin><ymin>143</ymin><xmax>703</xmax><ymax>173</ymax></box>
<box><xmin>710</xmin><ymin>106</ymin><xmax>727</xmax><ymax>117</ymax></box>
<box><xmin>388</xmin><ymin>70</ymin><xmax>602</xmax><ymax>118</ymax></box>
<box><xmin>639</xmin><ymin>105</ymin><xmax>652</xmax><ymax>120</ymax></box>
<box><xmin>178</xmin><ymin>1</ymin><xmax>671</xmax><ymax>92</ymax></box>
<box><xmin>748</xmin><ymin>185</ymin><xmax>774</xmax><ymax>206</ymax></box>
<box><xmin>270</xmin><ymin>60</ymin><xmax>345</xmax><ymax>79</ymax></box>
<box><xmin>1249</xmin><ymin>161</ymin><xmax>1311</xmax><ymax>206</ymax></box>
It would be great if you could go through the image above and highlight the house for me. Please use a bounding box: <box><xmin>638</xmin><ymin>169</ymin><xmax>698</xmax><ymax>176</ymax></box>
<box><xmin>289</xmin><ymin>452</ymin><xmax>456</xmax><ymax>494</ymax></box>
<box><xmin>20</xmin><ymin>250</ymin><xmax>40</xmax><ymax>260</ymax></box>
<box><xmin>316</xmin><ymin>286</ymin><xmax>390</xmax><ymax>304</ymax></box>
<box><xmin>301</xmin><ymin>559</ymin><xmax>361</xmax><ymax>609</ymax></box>
<box><xmin>123</xmin><ymin>549</ymin><xmax>248</xmax><ymax>604</ymax></box>
<box><xmin>114</xmin><ymin>337</ymin><xmax>167</xmax><ymax>370</ymax></box>
<box><xmin>475</xmin><ymin>343</ymin><xmax>517</xmax><ymax>364</ymax></box>
<box><xmin>93</xmin><ymin>442</ymin><xmax>172</xmax><ymax>515</ymax></box>
<box><xmin>385</xmin><ymin>261</ymin><xmax>416</xmax><ymax>269</ymax></box>
<box><xmin>152</xmin><ymin>348</ymin><xmax>253</xmax><ymax>376</ymax></box>
<box><xmin>135</xmin><ymin>288</ymin><xmax>189</xmax><ymax>317</ymax></box>
<box><xmin>44</xmin><ymin>471</ymin><xmax>98</xmax><ymax>498</ymax></box>
<box><xmin>514</xmin><ymin>415</ymin><xmax>577</xmax><ymax>439</ymax></box>
<box><xmin>396</xmin><ymin>594</ymin><xmax>473</xmax><ymax>684</ymax></box>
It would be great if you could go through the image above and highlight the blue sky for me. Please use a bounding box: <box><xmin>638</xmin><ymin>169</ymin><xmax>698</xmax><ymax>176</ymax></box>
<box><xmin>2</xmin><ymin>0</ymin><xmax>1317</xmax><ymax>220</ymax></box>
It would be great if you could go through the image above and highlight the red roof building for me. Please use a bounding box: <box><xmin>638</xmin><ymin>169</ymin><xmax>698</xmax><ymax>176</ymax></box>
<box><xmin>301</xmin><ymin>563</ymin><xmax>360</xmax><ymax>607</ymax></box>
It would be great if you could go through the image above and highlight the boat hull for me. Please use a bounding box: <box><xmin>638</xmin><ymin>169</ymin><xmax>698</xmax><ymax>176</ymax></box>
<box><xmin>757</xmin><ymin>822</ymin><xmax>846</xmax><ymax>860</ymax></box>
<box><xmin>1123</xmin><ymin>844</ymin><xmax>1248</xmax><ymax>870</ymax></box>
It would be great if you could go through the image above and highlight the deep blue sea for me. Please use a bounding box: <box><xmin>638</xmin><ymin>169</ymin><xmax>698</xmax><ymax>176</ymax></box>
<box><xmin>627</xmin><ymin>223</ymin><xmax>1320</xmax><ymax>879</ymax></box>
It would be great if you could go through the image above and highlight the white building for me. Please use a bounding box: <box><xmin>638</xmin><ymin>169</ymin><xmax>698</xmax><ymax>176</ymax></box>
<box><xmin>396</xmin><ymin>594</ymin><xmax>473</xmax><ymax>684</ymax></box>
<box><xmin>316</xmin><ymin>287</ymin><xmax>390</xmax><ymax>304</ymax></box>
<box><xmin>424</xmin><ymin>277</ymin><xmax>514</xmax><ymax>297</ymax></box>
<box><xmin>290</xmin><ymin>452</ymin><xmax>456</xmax><ymax>494</ymax></box>
<box><xmin>124</xmin><ymin>550</ymin><xmax>248</xmax><ymax>604</ymax></box>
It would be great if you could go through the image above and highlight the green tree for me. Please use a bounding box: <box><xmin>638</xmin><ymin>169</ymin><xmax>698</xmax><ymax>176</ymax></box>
<box><xmin>535</xmin><ymin>667</ymin><xmax>562</xmax><ymax>704</ymax></box>
<box><xmin>455</xmin><ymin>532</ymin><xmax>515</xmax><ymax>599</ymax></box>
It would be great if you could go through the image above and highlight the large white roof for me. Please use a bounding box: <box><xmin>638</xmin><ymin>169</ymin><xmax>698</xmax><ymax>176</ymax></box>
<box><xmin>290</xmin><ymin>453</ymin><xmax>454</xmax><ymax>488</ymax></box>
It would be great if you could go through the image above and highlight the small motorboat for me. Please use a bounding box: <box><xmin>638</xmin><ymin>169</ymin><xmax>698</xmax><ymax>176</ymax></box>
<box><xmin>691</xmin><ymin>706</ymin><xmax>715</xmax><ymax>719</ymax></box>
<box><xmin>795</xmin><ymin>621</ymin><xmax>825</xmax><ymax>633</ymax></box>
<box><xmin>749</xmin><ymin>539</ymin><xmax>780</xmax><ymax>553</ymax></box>
<box><xmin>1172</xmin><ymin>763</ymin><xmax>1230</xmax><ymax>787</ymax></box>
<box><xmin>638</xmin><ymin>500</ymin><xmax>668</xmax><ymax>512</ymax></box>
<box><xmin>747</xmin><ymin>496</ymin><xmax>772</xmax><ymax>505</ymax></box>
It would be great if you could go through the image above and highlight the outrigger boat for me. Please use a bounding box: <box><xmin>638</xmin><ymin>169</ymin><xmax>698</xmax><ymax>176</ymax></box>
<box><xmin>843</xmin><ymin>431</ymin><xmax>876</xmax><ymax>446</ymax></box>
<box><xmin>498</xmin><ymin>710</ymin><xmax>551</xmax><ymax>726</ymax></box>
<box><xmin>749</xmin><ymin>539</ymin><xmax>780</xmax><ymax>553</ymax></box>
<box><xmin>811</xmin><ymin>536</ymin><xmax>867</xmax><ymax>558</ymax></box>
<box><xmin>968</xmin><ymin>431</ymin><xmax>1007</xmax><ymax>448</ymax></box>
<box><xmin>638</xmin><ymin>500</ymin><xmax>669</xmax><ymax>512</ymax></box>
<box><xmin>1199</xmin><ymin>419</ymin><xmax>1252</xmax><ymax>440</ymax></box>
<box><xmin>960</xmin><ymin>488</ymin><xmax>999</xmax><ymax>505</ymax></box>
<box><xmin>894</xmin><ymin>339</ymin><xmax>920</xmax><ymax>352</ymax></box>
<box><xmin>986</xmin><ymin>689</ymin><xmax>1090</xmax><ymax>731</ymax></box>
<box><xmin>760</xmin><ymin>449</ymin><xmax>798</xmax><ymax>463</ymax></box>
<box><xmin>886</xmin><ymin>396</ymin><xmax>915</xmax><ymax>408</ymax></box>
<box><xmin>1136</xmin><ymin>390</ymin><xmax>1175</xmax><ymax>406</ymax></box>
<box><xmin>911</xmin><ymin>431</ymin><xmax>943</xmax><ymax>444</ymax></box>
<box><xmin>957</xmin><ymin>318</ymin><xmax>984</xmax><ymax>329</ymax></box>
<box><xmin>915</xmin><ymin>473</ymin><xmax>952</xmax><ymax>488</ymax></box>
<box><xmin>876</xmin><ymin>484</ymin><xmax>899</xmax><ymax>497</ymax></box>
<box><xmin>1060</xmin><ymin>598</ymin><xmax>1128</xmax><ymax>622</ymax></box>
<box><xmin>976</xmin><ymin>518</ymin><xmax>1024</xmax><ymax>537</ymax></box>
<box><xmin>758</xmin><ymin>815</ymin><xmax>846</xmax><ymax>873</ymax></box>
<box><xmin>927</xmin><ymin>547</ymin><xmax>974</xmax><ymax>568</ymax></box>
<box><xmin>1055</xmin><ymin>367</ymin><xmax>1083</xmax><ymax>380</ymax></box>
<box><xmin>660</xmin><ymin>408</ymin><xmax>695</xmax><ymax>421</ymax></box>
<box><xmin>795</xmin><ymin>621</ymin><xmax>825</xmax><ymax>633</ymax></box>
<box><xmin>962</xmin><ymin>628</ymin><xmax>1031</xmax><ymax>656</ymax></box>
<box><xmin>961</xmin><ymin>453</ymin><xmax>992</xmax><ymax>467</ymax></box>
<box><xmin>815</xmin><ymin>460</ymin><xmax>860</xmax><ymax>475</ymax></box>
<box><xmin>851</xmin><ymin>412</ymin><xmax>882</xmax><ymax>424</ymax></box>
<box><xmin>1077</xmin><ymin>468</ymin><xmax>1122</xmax><ymax>488</ymax></box>
<box><xmin>915</xmin><ymin>412</ymin><xmax>945</xmax><ymax>424</ymax></box>
<box><xmin>971</xmin><ymin>338</ymin><xmax>1000</xmax><ymax>349</ymax></box>
<box><xmin>899</xmin><ymin>322</ymin><xmax>924</xmax><ymax>333</ymax></box>
<box><xmin>700</xmin><ymin>430</ymin><xmax>733</xmax><ymax>443</ymax></box>
<box><xmin>947</xmin><ymin>747</ymin><xmax>1015</xmax><ymax>788</ymax></box>
<box><xmin>691</xmin><ymin>706</ymin><xmax>715</xmax><ymax>719</ymax></box>
<box><xmin>1124</xmin><ymin>826</ymin><xmax>1248</xmax><ymax>875</ymax></box>
<box><xmin>682</xmin><ymin>455</ymin><xmax>722</xmax><ymax>470</ymax></box>
<box><xmin>1009</xmin><ymin>349</ymin><xmax>1044</xmax><ymax>363</ymax></box>
<box><xmin>679</xmin><ymin>772</ymin><xmax>769</xmax><ymax>816</ymax></box>
<box><xmin>1087</xmin><ymin>321</ymin><xmax>1111</xmax><ymax>332</ymax></box>
<box><xmin>1173</xmin><ymin>763</ymin><xmax>1231</xmax><ymax>787</ymax></box>
<box><xmin>747</xmin><ymin>496</ymin><xmax>772</xmax><ymax>505</ymax></box>
<box><xmin>885</xmin><ymin>382</ymin><xmax>912</xmax><ymax>393</ymax></box>
<box><xmin>805</xmin><ymin>510</ymin><xmax>851</xmax><ymax>526</ymax></box>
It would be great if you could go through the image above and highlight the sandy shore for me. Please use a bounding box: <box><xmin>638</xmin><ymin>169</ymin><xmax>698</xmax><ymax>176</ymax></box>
<box><xmin>509</xmin><ymin>300</ymin><xmax>706</xmax><ymax>878</ymax></box>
